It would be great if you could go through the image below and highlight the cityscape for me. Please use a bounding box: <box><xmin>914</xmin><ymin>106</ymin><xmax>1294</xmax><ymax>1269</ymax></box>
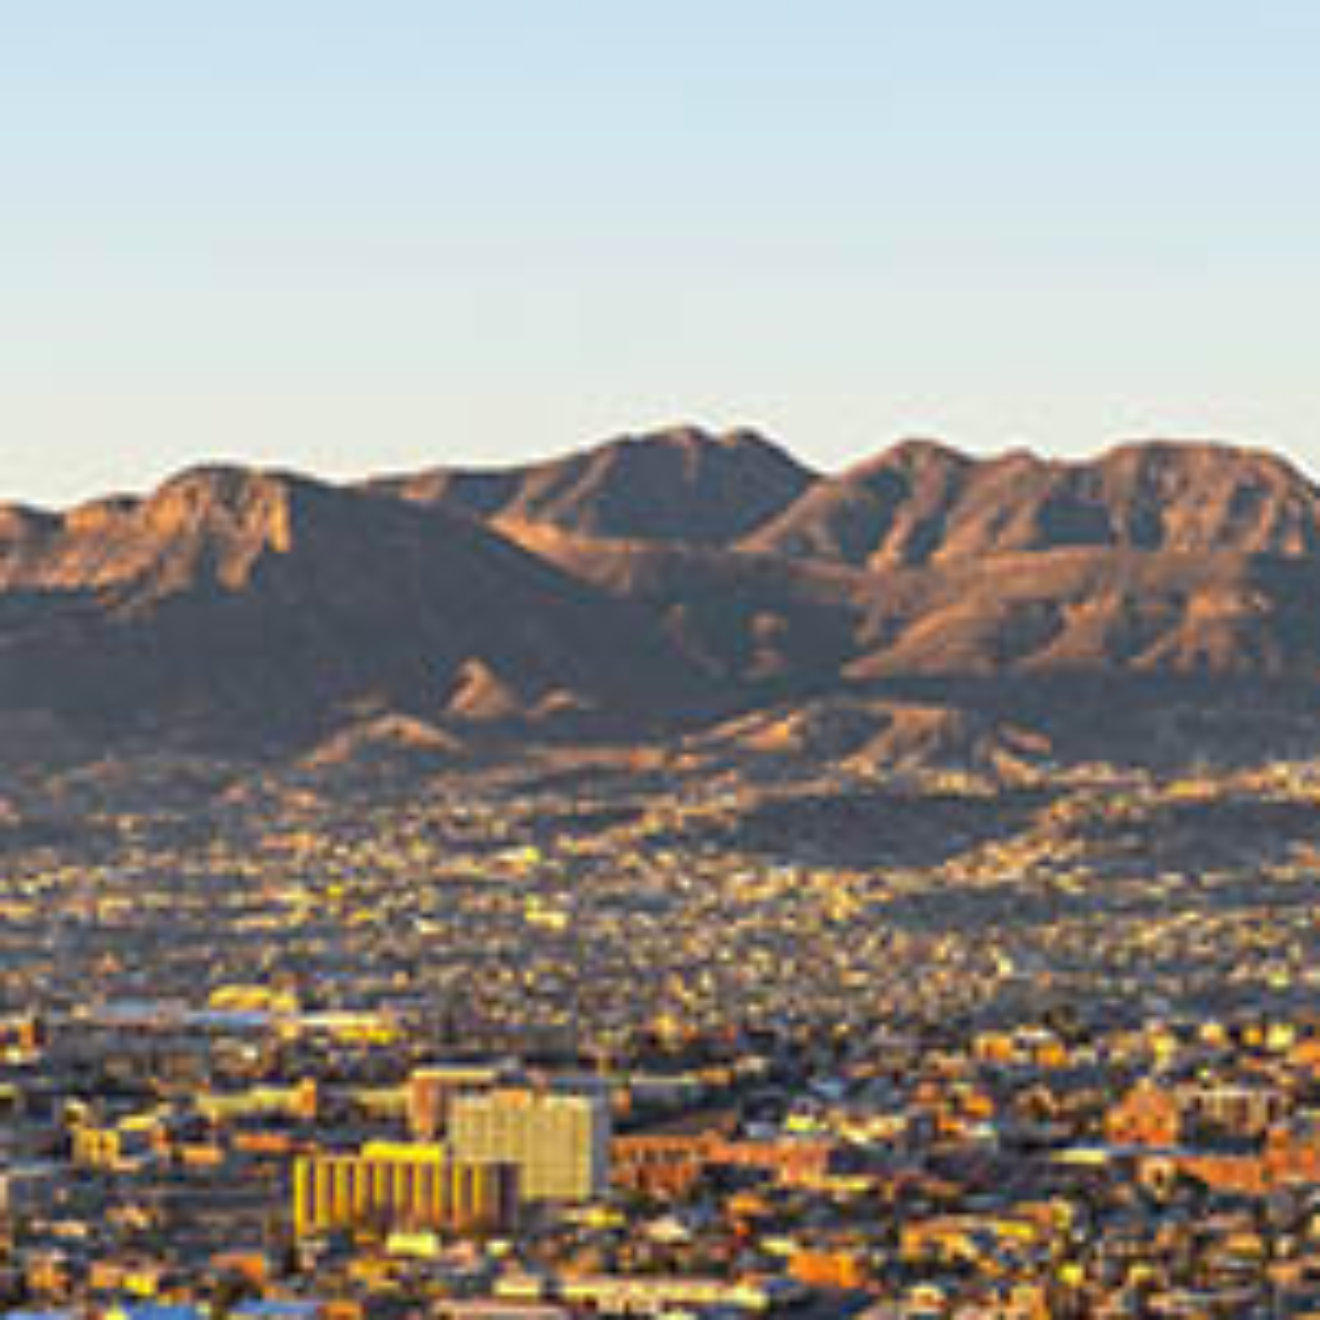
<box><xmin>1</xmin><ymin>733</ymin><xmax>1319</xmax><ymax>1316</ymax></box>
<box><xmin>6</xmin><ymin>3</ymin><xmax>1320</xmax><ymax>1315</ymax></box>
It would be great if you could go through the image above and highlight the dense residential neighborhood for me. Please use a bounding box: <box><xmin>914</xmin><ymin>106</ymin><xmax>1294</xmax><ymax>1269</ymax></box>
<box><xmin>1</xmin><ymin>746</ymin><xmax>1318</xmax><ymax>1316</ymax></box>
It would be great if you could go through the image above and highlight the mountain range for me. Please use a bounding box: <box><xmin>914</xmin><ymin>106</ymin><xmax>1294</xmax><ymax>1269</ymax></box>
<box><xmin>6</xmin><ymin>427</ymin><xmax>1320</xmax><ymax>771</ymax></box>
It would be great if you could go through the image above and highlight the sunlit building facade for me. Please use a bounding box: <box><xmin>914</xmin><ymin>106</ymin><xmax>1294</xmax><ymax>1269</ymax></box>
<box><xmin>292</xmin><ymin>1142</ymin><xmax>517</xmax><ymax>1237</ymax></box>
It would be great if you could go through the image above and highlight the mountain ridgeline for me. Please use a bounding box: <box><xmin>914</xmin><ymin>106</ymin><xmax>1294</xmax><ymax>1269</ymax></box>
<box><xmin>6</xmin><ymin>428</ymin><xmax>1320</xmax><ymax>769</ymax></box>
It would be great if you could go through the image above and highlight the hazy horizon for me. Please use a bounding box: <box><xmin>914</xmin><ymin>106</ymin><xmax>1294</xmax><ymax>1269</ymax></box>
<box><xmin>5</xmin><ymin>2</ymin><xmax>1319</xmax><ymax>505</ymax></box>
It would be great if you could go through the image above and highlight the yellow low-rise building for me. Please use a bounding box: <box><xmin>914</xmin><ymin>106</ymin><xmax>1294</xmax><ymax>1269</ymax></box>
<box><xmin>293</xmin><ymin>1143</ymin><xmax>517</xmax><ymax>1238</ymax></box>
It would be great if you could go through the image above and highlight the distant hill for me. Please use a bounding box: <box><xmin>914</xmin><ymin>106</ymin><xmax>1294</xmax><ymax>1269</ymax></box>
<box><xmin>741</xmin><ymin>438</ymin><xmax>1320</xmax><ymax>567</ymax></box>
<box><xmin>368</xmin><ymin>425</ymin><xmax>817</xmax><ymax>546</ymax></box>
<box><xmin>0</xmin><ymin>464</ymin><xmax>715</xmax><ymax>745</ymax></box>
<box><xmin>6</xmin><ymin>432</ymin><xmax>1320</xmax><ymax>768</ymax></box>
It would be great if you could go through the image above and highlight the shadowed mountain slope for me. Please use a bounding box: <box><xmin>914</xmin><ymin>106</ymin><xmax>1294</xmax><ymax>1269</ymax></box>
<box><xmin>369</xmin><ymin>425</ymin><xmax>817</xmax><ymax>545</ymax></box>
<box><xmin>0</xmin><ymin>465</ymin><xmax>717</xmax><ymax>743</ymax></box>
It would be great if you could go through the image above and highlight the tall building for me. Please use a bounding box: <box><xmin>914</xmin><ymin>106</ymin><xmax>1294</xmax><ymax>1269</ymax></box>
<box><xmin>292</xmin><ymin>1143</ymin><xmax>517</xmax><ymax>1238</ymax></box>
<box><xmin>448</xmin><ymin>1086</ymin><xmax>610</xmax><ymax>1203</ymax></box>
<box><xmin>407</xmin><ymin>1063</ymin><xmax>507</xmax><ymax>1140</ymax></box>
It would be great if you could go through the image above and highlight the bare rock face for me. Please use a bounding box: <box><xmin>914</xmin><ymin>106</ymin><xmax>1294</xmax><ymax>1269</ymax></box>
<box><xmin>445</xmin><ymin>658</ymin><xmax>533</xmax><ymax>722</ymax></box>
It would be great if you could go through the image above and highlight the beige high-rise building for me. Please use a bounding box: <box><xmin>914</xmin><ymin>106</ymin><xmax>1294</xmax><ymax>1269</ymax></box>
<box><xmin>448</xmin><ymin>1086</ymin><xmax>610</xmax><ymax>1203</ymax></box>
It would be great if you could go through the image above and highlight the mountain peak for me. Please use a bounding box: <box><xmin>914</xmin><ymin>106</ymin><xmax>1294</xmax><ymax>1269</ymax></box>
<box><xmin>142</xmin><ymin>464</ymin><xmax>303</xmax><ymax>549</ymax></box>
<box><xmin>372</xmin><ymin>424</ymin><xmax>816</xmax><ymax>546</ymax></box>
<box><xmin>850</xmin><ymin>436</ymin><xmax>974</xmax><ymax>478</ymax></box>
<box><xmin>747</xmin><ymin>436</ymin><xmax>1320</xmax><ymax>567</ymax></box>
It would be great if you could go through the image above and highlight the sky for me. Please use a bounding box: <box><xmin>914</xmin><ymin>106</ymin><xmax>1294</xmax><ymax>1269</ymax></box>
<box><xmin>3</xmin><ymin>1</ymin><xmax>1319</xmax><ymax>505</ymax></box>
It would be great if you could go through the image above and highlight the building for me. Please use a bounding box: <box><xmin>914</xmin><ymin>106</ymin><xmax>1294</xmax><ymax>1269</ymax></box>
<box><xmin>407</xmin><ymin>1063</ymin><xmax>506</xmax><ymax>1140</ymax></box>
<box><xmin>291</xmin><ymin>1142</ymin><xmax>517</xmax><ymax>1238</ymax></box>
<box><xmin>449</xmin><ymin>1086</ymin><xmax>610</xmax><ymax>1203</ymax></box>
<box><xmin>0</xmin><ymin>1164</ymin><xmax>59</xmax><ymax>1223</ymax></box>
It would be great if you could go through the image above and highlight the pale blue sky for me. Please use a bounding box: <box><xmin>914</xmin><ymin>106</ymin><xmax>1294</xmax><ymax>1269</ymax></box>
<box><xmin>3</xmin><ymin>1</ymin><xmax>1319</xmax><ymax>505</ymax></box>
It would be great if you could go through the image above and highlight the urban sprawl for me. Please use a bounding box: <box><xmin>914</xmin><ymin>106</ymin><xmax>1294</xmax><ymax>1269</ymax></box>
<box><xmin>2</xmin><ymin>749</ymin><xmax>1320</xmax><ymax>1317</ymax></box>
